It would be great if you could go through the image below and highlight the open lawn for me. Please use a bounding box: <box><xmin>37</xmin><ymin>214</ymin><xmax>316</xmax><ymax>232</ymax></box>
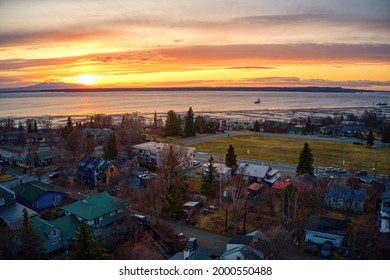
<box><xmin>190</xmin><ymin>135</ymin><xmax>390</xmax><ymax>174</ymax></box>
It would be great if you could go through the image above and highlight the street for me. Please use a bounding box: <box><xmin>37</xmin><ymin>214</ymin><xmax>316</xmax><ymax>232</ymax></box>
<box><xmin>164</xmin><ymin>218</ymin><xmax>230</xmax><ymax>257</ymax></box>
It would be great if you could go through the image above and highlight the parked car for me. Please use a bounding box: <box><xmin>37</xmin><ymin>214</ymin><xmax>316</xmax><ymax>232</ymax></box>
<box><xmin>320</xmin><ymin>241</ymin><xmax>333</xmax><ymax>258</ymax></box>
<box><xmin>304</xmin><ymin>243</ymin><xmax>319</xmax><ymax>255</ymax></box>
<box><xmin>175</xmin><ymin>232</ymin><xmax>188</xmax><ymax>250</ymax></box>
<box><xmin>356</xmin><ymin>170</ymin><xmax>368</xmax><ymax>176</ymax></box>
<box><xmin>336</xmin><ymin>168</ymin><xmax>346</xmax><ymax>173</ymax></box>
<box><xmin>325</xmin><ymin>167</ymin><xmax>336</xmax><ymax>172</ymax></box>
<box><xmin>49</xmin><ymin>172</ymin><xmax>60</xmax><ymax>179</ymax></box>
<box><xmin>185</xmin><ymin>237</ymin><xmax>198</xmax><ymax>251</ymax></box>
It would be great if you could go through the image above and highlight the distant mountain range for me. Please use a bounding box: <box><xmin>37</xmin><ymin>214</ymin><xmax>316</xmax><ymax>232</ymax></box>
<box><xmin>0</xmin><ymin>82</ymin><xmax>381</xmax><ymax>93</ymax></box>
<box><xmin>0</xmin><ymin>82</ymin><xmax>86</xmax><ymax>92</ymax></box>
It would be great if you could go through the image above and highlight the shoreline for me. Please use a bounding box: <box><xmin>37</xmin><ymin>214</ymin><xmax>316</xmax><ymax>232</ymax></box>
<box><xmin>1</xmin><ymin>105</ymin><xmax>389</xmax><ymax>126</ymax></box>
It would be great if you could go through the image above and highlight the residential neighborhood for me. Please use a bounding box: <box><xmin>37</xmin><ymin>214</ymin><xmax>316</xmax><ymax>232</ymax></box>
<box><xmin>0</xmin><ymin>108</ymin><xmax>389</xmax><ymax>260</ymax></box>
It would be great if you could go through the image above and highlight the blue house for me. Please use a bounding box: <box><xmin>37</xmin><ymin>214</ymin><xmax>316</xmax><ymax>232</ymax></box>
<box><xmin>324</xmin><ymin>186</ymin><xmax>366</xmax><ymax>212</ymax></box>
<box><xmin>13</xmin><ymin>181</ymin><xmax>65</xmax><ymax>211</ymax></box>
<box><xmin>76</xmin><ymin>155</ymin><xmax>106</xmax><ymax>187</ymax></box>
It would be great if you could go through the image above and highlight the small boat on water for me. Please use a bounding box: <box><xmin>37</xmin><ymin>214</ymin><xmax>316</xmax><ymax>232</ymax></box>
<box><xmin>376</xmin><ymin>102</ymin><xmax>387</xmax><ymax>106</ymax></box>
<box><xmin>254</xmin><ymin>98</ymin><xmax>261</xmax><ymax>104</ymax></box>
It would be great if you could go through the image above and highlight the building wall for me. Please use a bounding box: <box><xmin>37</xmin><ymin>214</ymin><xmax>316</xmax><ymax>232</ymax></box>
<box><xmin>85</xmin><ymin>208</ymin><xmax>126</xmax><ymax>227</ymax></box>
<box><xmin>18</xmin><ymin>192</ymin><xmax>63</xmax><ymax>210</ymax></box>
<box><xmin>43</xmin><ymin>229</ymin><xmax>65</xmax><ymax>254</ymax></box>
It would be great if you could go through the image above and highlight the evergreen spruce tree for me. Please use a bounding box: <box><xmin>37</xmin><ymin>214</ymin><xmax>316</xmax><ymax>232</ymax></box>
<box><xmin>296</xmin><ymin>142</ymin><xmax>314</xmax><ymax>175</ymax></box>
<box><xmin>62</xmin><ymin>116</ymin><xmax>73</xmax><ymax>138</ymax></box>
<box><xmin>26</xmin><ymin>119</ymin><xmax>33</xmax><ymax>133</ymax></box>
<box><xmin>68</xmin><ymin>220</ymin><xmax>111</xmax><ymax>260</ymax></box>
<box><xmin>164</xmin><ymin>110</ymin><xmax>182</xmax><ymax>136</ymax></box>
<box><xmin>184</xmin><ymin>107</ymin><xmax>196</xmax><ymax>137</ymax></box>
<box><xmin>366</xmin><ymin>130</ymin><xmax>375</xmax><ymax>146</ymax></box>
<box><xmin>195</xmin><ymin>115</ymin><xmax>206</xmax><ymax>134</ymax></box>
<box><xmin>253</xmin><ymin>120</ymin><xmax>260</xmax><ymax>132</ymax></box>
<box><xmin>305</xmin><ymin>116</ymin><xmax>312</xmax><ymax>133</ymax></box>
<box><xmin>382</xmin><ymin>125</ymin><xmax>390</xmax><ymax>143</ymax></box>
<box><xmin>18</xmin><ymin>121</ymin><xmax>24</xmax><ymax>131</ymax></box>
<box><xmin>201</xmin><ymin>156</ymin><xmax>216</xmax><ymax>195</ymax></box>
<box><xmin>103</xmin><ymin>133</ymin><xmax>118</xmax><ymax>160</ymax></box>
<box><xmin>19</xmin><ymin>208</ymin><xmax>47</xmax><ymax>259</ymax></box>
<box><xmin>33</xmin><ymin>120</ymin><xmax>39</xmax><ymax>132</ymax></box>
<box><xmin>165</xmin><ymin>183</ymin><xmax>185</xmax><ymax>219</ymax></box>
<box><xmin>225</xmin><ymin>144</ymin><xmax>237</xmax><ymax>167</ymax></box>
<box><xmin>154</xmin><ymin>111</ymin><xmax>158</xmax><ymax>128</ymax></box>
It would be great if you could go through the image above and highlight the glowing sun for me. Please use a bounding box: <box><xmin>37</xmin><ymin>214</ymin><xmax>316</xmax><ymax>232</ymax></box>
<box><xmin>77</xmin><ymin>75</ymin><xmax>96</xmax><ymax>86</ymax></box>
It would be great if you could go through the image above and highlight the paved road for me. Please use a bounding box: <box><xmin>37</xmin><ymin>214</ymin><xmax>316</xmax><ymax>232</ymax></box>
<box><xmin>164</xmin><ymin>218</ymin><xmax>230</xmax><ymax>257</ymax></box>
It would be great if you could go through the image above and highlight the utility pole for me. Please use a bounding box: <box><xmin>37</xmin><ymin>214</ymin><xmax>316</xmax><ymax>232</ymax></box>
<box><xmin>243</xmin><ymin>200</ymin><xmax>247</xmax><ymax>235</ymax></box>
<box><xmin>224</xmin><ymin>190</ymin><xmax>228</xmax><ymax>232</ymax></box>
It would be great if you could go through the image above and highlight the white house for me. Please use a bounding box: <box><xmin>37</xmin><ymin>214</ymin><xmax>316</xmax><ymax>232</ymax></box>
<box><xmin>220</xmin><ymin>230</ymin><xmax>271</xmax><ymax>260</ymax></box>
<box><xmin>133</xmin><ymin>142</ymin><xmax>195</xmax><ymax>168</ymax></box>
<box><xmin>236</xmin><ymin>163</ymin><xmax>280</xmax><ymax>183</ymax></box>
<box><xmin>202</xmin><ymin>162</ymin><xmax>232</xmax><ymax>182</ymax></box>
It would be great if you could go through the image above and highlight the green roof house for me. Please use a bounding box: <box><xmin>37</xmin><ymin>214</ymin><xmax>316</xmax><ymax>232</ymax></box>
<box><xmin>33</xmin><ymin>215</ymin><xmax>80</xmax><ymax>254</ymax></box>
<box><xmin>62</xmin><ymin>192</ymin><xmax>127</xmax><ymax>227</ymax></box>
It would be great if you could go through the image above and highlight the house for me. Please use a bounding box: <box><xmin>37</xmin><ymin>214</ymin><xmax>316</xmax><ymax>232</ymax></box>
<box><xmin>82</xmin><ymin>128</ymin><xmax>112</xmax><ymax>144</ymax></box>
<box><xmin>13</xmin><ymin>181</ymin><xmax>66</xmax><ymax>211</ymax></box>
<box><xmin>304</xmin><ymin>215</ymin><xmax>348</xmax><ymax>248</ymax></box>
<box><xmin>287</xmin><ymin>124</ymin><xmax>304</xmax><ymax>135</ymax></box>
<box><xmin>202</xmin><ymin>162</ymin><xmax>232</xmax><ymax>182</ymax></box>
<box><xmin>97</xmin><ymin>161</ymin><xmax>117</xmax><ymax>186</ymax></box>
<box><xmin>377</xmin><ymin>191</ymin><xmax>390</xmax><ymax>233</ymax></box>
<box><xmin>246</xmin><ymin>183</ymin><xmax>265</xmax><ymax>200</ymax></box>
<box><xmin>220</xmin><ymin>230</ymin><xmax>271</xmax><ymax>260</ymax></box>
<box><xmin>262</xmin><ymin>120</ymin><xmax>288</xmax><ymax>133</ymax></box>
<box><xmin>133</xmin><ymin>141</ymin><xmax>195</xmax><ymax>168</ymax></box>
<box><xmin>236</xmin><ymin>163</ymin><xmax>279</xmax><ymax>184</ymax></box>
<box><xmin>324</xmin><ymin>186</ymin><xmax>366</xmax><ymax>212</ymax></box>
<box><xmin>32</xmin><ymin>215</ymin><xmax>80</xmax><ymax>254</ymax></box>
<box><xmin>77</xmin><ymin>155</ymin><xmax>115</xmax><ymax>187</ymax></box>
<box><xmin>272</xmin><ymin>178</ymin><xmax>292</xmax><ymax>192</ymax></box>
<box><xmin>130</xmin><ymin>175</ymin><xmax>150</xmax><ymax>189</ymax></box>
<box><xmin>291</xmin><ymin>173</ymin><xmax>317</xmax><ymax>192</ymax></box>
<box><xmin>0</xmin><ymin>184</ymin><xmax>38</xmax><ymax>229</ymax></box>
<box><xmin>62</xmin><ymin>191</ymin><xmax>127</xmax><ymax>228</ymax></box>
<box><xmin>36</xmin><ymin>148</ymin><xmax>73</xmax><ymax>166</ymax></box>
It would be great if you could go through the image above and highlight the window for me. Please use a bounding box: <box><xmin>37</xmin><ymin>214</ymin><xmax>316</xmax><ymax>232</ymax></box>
<box><xmin>0</xmin><ymin>198</ymin><xmax>4</xmax><ymax>206</ymax></box>
<box><xmin>51</xmin><ymin>196</ymin><xmax>56</xmax><ymax>202</ymax></box>
<box><xmin>33</xmin><ymin>201</ymin><xmax>39</xmax><ymax>208</ymax></box>
<box><xmin>52</xmin><ymin>228</ymin><xmax>58</xmax><ymax>237</ymax></box>
<box><xmin>52</xmin><ymin>240</ymin><xmax>58</xmax><ymax>245</ymax></box>
<box><xmin>11</xmin><ymin>194</ymin><xmax>16</xmax><ymax>199</ymax></box>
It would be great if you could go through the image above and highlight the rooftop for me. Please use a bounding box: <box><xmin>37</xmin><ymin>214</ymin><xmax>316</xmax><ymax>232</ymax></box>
<box><xmin>62</xmin><ymin>191</ymin><xmax>127</xmax><ymax>220</ymax></box>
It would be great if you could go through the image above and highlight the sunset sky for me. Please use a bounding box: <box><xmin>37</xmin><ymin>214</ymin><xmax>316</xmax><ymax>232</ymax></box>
<box><xmin>1</xmin><ymin>0</ymin><xmax>389</xmax><ymax>90</ymax></box>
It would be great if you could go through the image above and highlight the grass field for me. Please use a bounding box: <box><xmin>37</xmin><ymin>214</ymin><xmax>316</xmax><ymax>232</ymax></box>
<box><xmin>190</xmin><ymin>135</ymin><xmax>390</xmax><ymax>174</ymax></box>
